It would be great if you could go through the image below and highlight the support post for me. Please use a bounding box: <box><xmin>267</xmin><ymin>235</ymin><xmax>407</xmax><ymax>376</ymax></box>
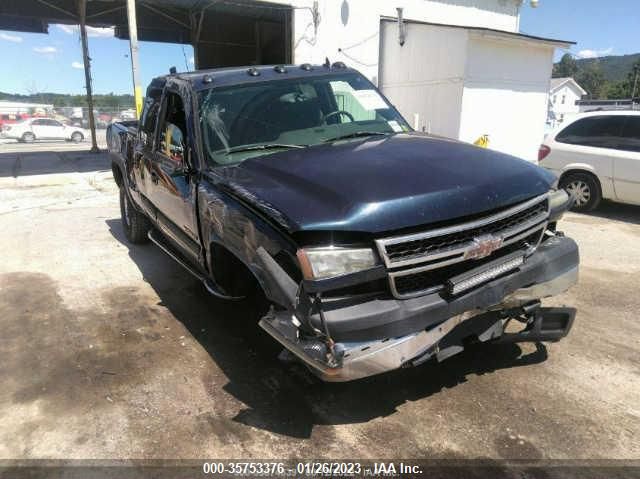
<box><xmin>78</xmin><ymin>0</ymin><xmax>99</xmax><ymax>153</ymax></box>
<box><xmin>126</xmin><ymin>0</ymin><xmax>143</xmax><ymax>118</ymax></box>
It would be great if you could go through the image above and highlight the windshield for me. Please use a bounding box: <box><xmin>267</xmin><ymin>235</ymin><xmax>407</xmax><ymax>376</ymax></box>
<box><xmin>198</xmin><ymin>72</ymin><xmax>411</xmax><ymax>166</ymax></box>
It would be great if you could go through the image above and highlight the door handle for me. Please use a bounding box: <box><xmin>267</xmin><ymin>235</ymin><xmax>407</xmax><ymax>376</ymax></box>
<box><xmin>150</xmin><ymin>170</ymin><xmax>159</xmax><ymax>184</ymax></box>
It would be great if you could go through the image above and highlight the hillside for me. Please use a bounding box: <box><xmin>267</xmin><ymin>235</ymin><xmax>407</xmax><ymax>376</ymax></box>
<box><xmin>555</xmin><ymin>53</ymin><xmax>640</xmax><ymax>84</ymax></box>
<box><xmin>0</xmin><ymin>91</ymin><xmax>134</xmax><ymax>109</ymax></box>
<box><xmin>574</xmin><ymin>53</ymin><xmax>640</xmax><ymax>83</ymax></box>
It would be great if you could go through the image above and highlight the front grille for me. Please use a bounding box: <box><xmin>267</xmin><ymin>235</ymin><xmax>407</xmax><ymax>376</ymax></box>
<box><xmin>391</xmin><ymin>229</ymin><xmax>544</xmax><ymax>298</ymax></box>
<box><xmin>384</xmin><ymin>201</ymin><xmax>547</xmax><ymax>265</ymax></box>
<box><xmin>376</xmin><ymin>194</ymin><xmax>550</xmax><ymax>299</ymax></box>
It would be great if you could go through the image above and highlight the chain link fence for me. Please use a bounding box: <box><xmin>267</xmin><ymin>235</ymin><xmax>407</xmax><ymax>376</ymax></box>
<box><xmin>0</xmin><ymin>105</ymin><xmax>137</xmax><ymax>131</ymax></box>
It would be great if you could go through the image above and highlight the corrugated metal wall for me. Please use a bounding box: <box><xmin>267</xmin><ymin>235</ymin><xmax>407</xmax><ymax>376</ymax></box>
<box><xmin>378</xmin><ymin>20</ymin><xmax>555</xmax><ymax>161</ymax></box>
<box><xmin>378</xmin><ymin>20</ymin><xmax>467</xmax><ymax>138</ymax></box>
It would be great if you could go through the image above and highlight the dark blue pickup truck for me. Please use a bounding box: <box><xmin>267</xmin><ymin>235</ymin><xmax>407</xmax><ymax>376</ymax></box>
<box><xmin>108</xmin><ymin>63</ymin><xmax>579</xmax><ymax>381</ymax></box>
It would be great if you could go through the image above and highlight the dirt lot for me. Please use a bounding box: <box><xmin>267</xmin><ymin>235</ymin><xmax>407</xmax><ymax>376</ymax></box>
<box><xmin>0</xmin><ymin>148</ymin><xmax>638</xmax><ymax>460</ymax></box>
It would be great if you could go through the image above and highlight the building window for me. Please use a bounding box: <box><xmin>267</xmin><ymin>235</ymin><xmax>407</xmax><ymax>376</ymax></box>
<box><xmin>553</xmin><ymin>95</ymin><xmax>557</xmax><ymax>104</ymax></box>
<box><xmin>562</xmin><ymin>95</ymin><xmax>566</xmax><ymax>105</ymax></box>
<box><xmin>560</xmin><ymin>114</ymin><xmax>565</xmax><ymax>122</ymax></box>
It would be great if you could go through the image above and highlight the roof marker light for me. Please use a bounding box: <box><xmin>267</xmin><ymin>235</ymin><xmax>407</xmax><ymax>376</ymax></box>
<box><xmin>202</xmin><ymin>74</ymin><xmax>213</xmax><ymax>84</ymax></box>
<box><xmin>247</xmin><ymin>67</ymin><xmax>260</xmax><ymax>76</ymax></box>
<box><xmin>332</xmin><ymin>61</ymin><xmax>346</xmax><ymax>69</ymax></box>
<box><xmin>273</xmin><ymin>65</ymin><xmax>287</xmax><ymax>73</ymax></box>
<box><xmin>300</xmin><ymin>63</ymin><xmax>313</xmax><ymax>71</ymax></box>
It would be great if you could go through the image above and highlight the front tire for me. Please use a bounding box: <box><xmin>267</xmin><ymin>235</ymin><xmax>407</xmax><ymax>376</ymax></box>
<box><xmin>71</xmin><ymin>131</ymin><xmax>84</xmax><ymax>143</ymax></box>
<box><xmin>560</xmin><ymin>172</ymin><xmax>601</xmax><ymax>212</ymax></box>
<box><xmin>21</xmin><ymin>132</ymin><xmax>35</xmax><ymax>143</ymax></box>
<box><xmin>119</xmin><ymin>187</ymin><xmax>151</xmax><ymax>243</ymax></box>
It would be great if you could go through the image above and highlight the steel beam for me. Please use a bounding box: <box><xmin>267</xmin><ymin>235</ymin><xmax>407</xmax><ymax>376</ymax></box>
<box><xmin>126</xmin><ymin>0</ymin><xmax>143</xmax><ymax>118</ymax></box>
<box><xmin>77</xmin><ymin>0</ymin><xmax>99</xmax><ymax>153</ymax></box>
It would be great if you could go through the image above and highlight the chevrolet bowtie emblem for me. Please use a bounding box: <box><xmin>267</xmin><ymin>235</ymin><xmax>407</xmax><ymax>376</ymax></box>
<box><xmin>464</xmin><ymin>234</ymin><xmax>503</xmax><ymax>259</ymax></box>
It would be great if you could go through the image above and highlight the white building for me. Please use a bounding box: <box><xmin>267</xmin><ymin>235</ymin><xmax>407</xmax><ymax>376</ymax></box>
<box><xmin>0</xmin><ymin>101</ymin><xmax>53</xmax><ymax>116</ymax></box>
<box><xmin>548</xmin><ymin>77</ymin><xmax>586</xmax><ymax>126</ymax></box>
<box><xmin>276</xmin><ymin>0</ymin><xmax>573</xmax><ymax>162</ymax></box>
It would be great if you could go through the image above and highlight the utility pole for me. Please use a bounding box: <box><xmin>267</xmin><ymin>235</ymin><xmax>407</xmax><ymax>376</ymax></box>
<box><xmin>78</xmin><ymin>0</ymin><xmax>99</xmax><ymax>153</ymax></box>
<box><xmin>126</xmin><ymin>0</ymin><xmax>143</xmax><ymax>118</ymax></box>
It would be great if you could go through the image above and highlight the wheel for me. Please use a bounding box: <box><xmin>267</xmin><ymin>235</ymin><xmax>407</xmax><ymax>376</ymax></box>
<box><xmin>560</xmin><ymin>172</ymin><xmax>601</xmax><ymax>212</ymax></box>
<box><xmin>71</xmin><ymin>131</ymin><xmax>84</xmax><ymax>143</ymax></box>
<box><xmin>119</xmin><ymin>187</ymin><xmax>151</xmax><ymax>243</ymax></box>
<box><xmin>21</xmin><ymin>132</ymin><xmax>35</xmax><ymax>143</ymax></box>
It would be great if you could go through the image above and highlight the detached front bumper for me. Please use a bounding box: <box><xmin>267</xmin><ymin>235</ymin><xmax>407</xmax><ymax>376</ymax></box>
<box><xmin>259</xmin><ymin>235</ymin><xmax>579</xmax><ymax>382</ymax></box>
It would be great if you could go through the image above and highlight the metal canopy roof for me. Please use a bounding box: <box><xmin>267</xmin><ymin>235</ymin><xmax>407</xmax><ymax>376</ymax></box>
<box><xmin>0</xmin><ymin>0</ymin><xmax>287</xmax><ymax>43</ymax></box>
<box><xmin>380</xmin><ymin>16</ymin><xmax>575</xmax><ymax>49</ymax></box>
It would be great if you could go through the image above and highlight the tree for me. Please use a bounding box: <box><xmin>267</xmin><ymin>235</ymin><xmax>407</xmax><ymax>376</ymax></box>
<box><xmin>576</xmin><ymin>64</ymin><xmax>607</xmax><ymax>99</ymax></box>
<box><xmin>628</xmin><ymin>59</ymin><xmax>640</xmax><ymax>98</ymax></box>
<box><xmin>553</xmin><ymin>53</ymin><xmax>578</xmax><ymax>78</ymax></box>
<box><xmin>605</xmin><ymin>59</ymin><xmax>640</xmax><ymax>99</ymax></box>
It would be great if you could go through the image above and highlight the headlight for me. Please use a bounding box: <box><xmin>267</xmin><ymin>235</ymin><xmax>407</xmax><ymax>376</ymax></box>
<box><xmin>548</xmin><ymin>188</ymin><xmax>572</xmax><ymax>221</ymax></box>
<box><xmin>297</xmin><ymin>247</ymin><xmax>378</xmax><ymax>280</ymax></box>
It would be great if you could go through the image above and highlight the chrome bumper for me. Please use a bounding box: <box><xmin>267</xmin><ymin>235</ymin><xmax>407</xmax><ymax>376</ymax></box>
<box><xmin>260</xmin><ymin>265</ymin><xmax>578</xmax><ymax>382</ymax></box>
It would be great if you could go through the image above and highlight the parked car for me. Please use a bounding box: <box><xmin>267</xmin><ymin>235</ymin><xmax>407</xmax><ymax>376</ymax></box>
<box><xmin>109</xmin><ymin>64</ymin><xmax>579</xmax><ymax>382</ymax></box>
<box><xmin>0</xmin><ymin>113</ymin><xmax>30</xmax><ymax>129</ymax></box>
<box><xmin>1</xmin><ymin>117</ymin><xmax>87</xmax><ymax>143</ymax></box>
<box><xmin>539</xmin><ymin>111</ymin><xmax>640</xmax><ymax>211</ymax></box>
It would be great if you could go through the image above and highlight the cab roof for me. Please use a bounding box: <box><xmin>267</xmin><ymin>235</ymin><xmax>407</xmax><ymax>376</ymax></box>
<box><xmin>148</xmin><ymin>63</ymin><xmax>358</xmax><ymax>92</ymax></box>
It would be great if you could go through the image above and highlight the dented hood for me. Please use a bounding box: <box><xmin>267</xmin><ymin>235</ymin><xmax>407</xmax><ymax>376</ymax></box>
<box><xmin>216</xmin><ymin>133</ymin><xmax>554</xmax><ymax>234</ymax></box>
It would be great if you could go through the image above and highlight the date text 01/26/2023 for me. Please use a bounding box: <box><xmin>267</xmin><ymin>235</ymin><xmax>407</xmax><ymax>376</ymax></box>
<box><xmin>201</xmin><ymin>461</ymin><xmax>424</xmax><ymax>476</ymax></box>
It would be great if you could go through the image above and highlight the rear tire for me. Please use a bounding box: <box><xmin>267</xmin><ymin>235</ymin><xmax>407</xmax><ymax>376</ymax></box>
<box><xmin>71</xmin><ymin>131</ymin><xmax>84</xmax><ymax>143</ymax></box>
<box><xmin>21</xmin><ymin>132</ymin><xmax>35</xmax><ymax>143</ymax></box>
<box><xmin>119</xmin><ymin>187</ymin><xmax>151</xmax><ymax>244</ymax></box>
<box><xmin>560</xmin><ymin>172</ymin><xmax>601</xmax><ymax>212</ymax></box>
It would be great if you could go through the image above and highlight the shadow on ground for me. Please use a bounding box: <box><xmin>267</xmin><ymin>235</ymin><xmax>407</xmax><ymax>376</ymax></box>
<box><xmin>582</xmin><ymin>200</ymin><xmax>640</xmax><ymax>225</ymax></box>
<box><xmin>106</xmin><ymin>219</ymin><xmax>548</xmax><ymax>439</ymax></box>
<box><xmin>0</xmin><ymin>150</ymin><xmax>109</xmax><ymax>178</ymax></box>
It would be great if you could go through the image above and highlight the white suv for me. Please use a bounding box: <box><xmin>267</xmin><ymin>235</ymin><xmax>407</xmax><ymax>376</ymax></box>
<box><xmin>539</xmin><ymin>111</ymin><xmax>640</xmax><ymax>211</ymax></box>
<box><xmin>1</xmin><ymin>118</ymin><xmax>86</xmax><ymax>143</ymax></box>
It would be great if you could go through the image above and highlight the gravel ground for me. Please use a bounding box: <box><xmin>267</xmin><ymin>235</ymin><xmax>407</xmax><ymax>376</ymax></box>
<box><xmin>0</xmin><ymin>148</ymin><xmax>638</xmax><ymax>461</ymax></box>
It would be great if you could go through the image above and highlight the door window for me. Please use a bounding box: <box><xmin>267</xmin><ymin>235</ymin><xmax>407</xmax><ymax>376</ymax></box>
<box><xmin>620</xmin><ymin>116</ymin><xmax>640</xmax><ymax>153</ymax></box>
<box><xmin>556</xmin><ymin>115</ymin><xmax>626</xmax><ymax>149</ymax></box>
<box><xmin>31</xmin><ymin>119</ymin><xmax>46</xmax><ymax>126</ymax></box>
<box><xmin>140</xmin><ymin>88</ymin><xmax>162</xmax><ymax>148</ymax></box>
<box><xmin>157</xmin><ymin>91</ymin><xmax>187</xmax><ymax>165</ymax></box>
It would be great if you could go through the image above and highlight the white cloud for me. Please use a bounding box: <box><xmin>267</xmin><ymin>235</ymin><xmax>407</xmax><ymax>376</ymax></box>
<box><xmin>87</xmin><ymin>26</ymin><xmax>114</xmax><ymax>38</ymax></box>
<box><xmin>33</xmin><ymin>46</ymin><xmax>58</xmax><ymax>54</ymax></box>
<box><xmin>71</xmin><ymin>61</ymin><xmax>84</xmax><ymax>69</ymax></box>
<box><xmin>0</xmin><ymin>32</ymin><xmax>23</xmax><ymax>43</ymax></box>
<box><xmin>55</xmin><ymin>24</ymin><xmax>113</xmax><ymax>38</ymax></box>
<box><xmin>576</xmin><ymin>47</ymin><xmax>614</xmax><ymax>59</ymax></box>
<box><xmin>56</xmin><ymin>24</ymin><xmax>76</xmax><ymax>34</ymax></box>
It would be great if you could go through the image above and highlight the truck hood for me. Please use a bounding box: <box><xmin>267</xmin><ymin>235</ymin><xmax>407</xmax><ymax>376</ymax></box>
<box><xmin>216</xmin><ymin>133</ymin><xmax>555</xmax><ymax>234</ymax></box>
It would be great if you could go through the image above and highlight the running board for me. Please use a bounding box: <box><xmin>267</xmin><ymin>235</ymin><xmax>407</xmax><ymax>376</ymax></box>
<box><xmin>147</xmin><ymin>230</ymin><xmax>243</xmax><ymax>301</ymax></box>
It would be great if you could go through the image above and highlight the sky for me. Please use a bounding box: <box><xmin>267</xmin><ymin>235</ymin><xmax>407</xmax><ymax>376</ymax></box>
<box><xmin>0</xmin><ymin>24</ymin><xmax>194</xmax><ymax>95</ymax></box>
<box><xmin>519</xmin><ymin>0</ymin><xmax>640</xmax><ymax>61</ymax></box>
<box><xmin>0</xmin><ymin>0</ymin><xmax>638</xmax><ymax>95</ymax></box>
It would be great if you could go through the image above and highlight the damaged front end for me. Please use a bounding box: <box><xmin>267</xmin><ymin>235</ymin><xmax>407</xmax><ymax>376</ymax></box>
<box><xmin>256</xmin><ymin>192</ymin><xmax>579</xmax><ymax>382</ymax></box>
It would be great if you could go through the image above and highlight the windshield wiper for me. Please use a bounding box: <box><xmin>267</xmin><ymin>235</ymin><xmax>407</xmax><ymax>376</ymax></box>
<box><xmin>323</xmin><ymin>131</ymin><xmax>391</xmax><ymax>143</ymax></box>
<box><xmin>223</xmin><ymin>143</ymin><xmax>306</xmax><ymax>155</ymax></box>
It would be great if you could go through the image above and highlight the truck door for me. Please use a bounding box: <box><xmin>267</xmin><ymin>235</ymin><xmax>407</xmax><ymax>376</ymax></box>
<box><xmin>131</xmin><ymin>87</ymin><xmax>162</xmax><ymax>217</ymax></box>
<box><xmin>146</xmin><ymin>86</ymin><xmax>201</xmax><ymax>261</ymax></box>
